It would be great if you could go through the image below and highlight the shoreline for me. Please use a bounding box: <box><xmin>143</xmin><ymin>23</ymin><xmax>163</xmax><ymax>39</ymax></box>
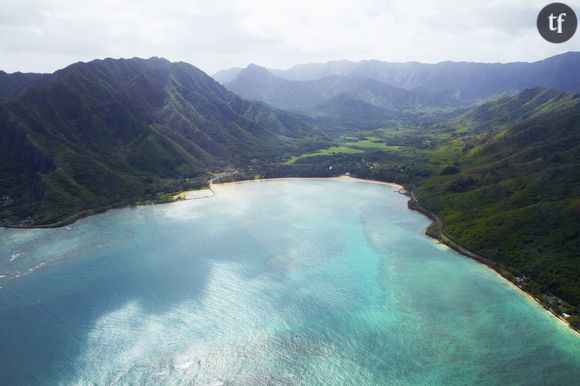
<box><xmin>406</xmin><ymin>189</ymin><xmax>579</xmax><ymax>336</ymax></box>
<box><xmin>0</xmin><ymin>202</ymin><xmax>131</xmax><ymax>230</ymax></box>
<box><xmin>1</xmin><ymin>175</ymin><xmax>578</xmax><ymax>334</ymax></box>
<box><xmin>1</xmin><ymin>176</ymin><xmax>402</xmax><ymax>228</ymax></box>
<box><xmin>209</xmin><ymin>175</ymin><xmax>404</xmax><ymax>191</ymax></box>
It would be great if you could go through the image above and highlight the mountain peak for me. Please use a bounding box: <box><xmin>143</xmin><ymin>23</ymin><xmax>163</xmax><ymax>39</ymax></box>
<box><xmin>244</xmin><ymin>63</ymin><xmax>271</xmax><ymax>74</ymax></box>
<box><xmin>230</xmin><ymin>63</ymin><xmax>274</xmax><ymax>84</ymax></box>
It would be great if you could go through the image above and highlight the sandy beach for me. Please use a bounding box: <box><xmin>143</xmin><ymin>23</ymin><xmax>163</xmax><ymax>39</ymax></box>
<box><xmin>210</xmin><ymin>175</ymin><xmax>404</xmax><ymax>190</ymax></box>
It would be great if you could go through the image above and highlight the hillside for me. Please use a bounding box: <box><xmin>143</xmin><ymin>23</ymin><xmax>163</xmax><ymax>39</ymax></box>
<box><xmin>0</xmin><ymin>57</ymin><xmax>319</xmax><ymax>226</ymax></box>
<box><xmin>417</xmin><ymin>88</ymin><xmax>580</xmax><ymax>310</ymax></box>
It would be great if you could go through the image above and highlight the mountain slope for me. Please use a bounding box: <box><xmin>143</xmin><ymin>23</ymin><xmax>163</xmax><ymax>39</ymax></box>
<box><xmin>0</xmin><ymin>57</ymin><xmax>317</xmax><ymax>226</ymax></box>
<box><xmin>417</xmin><ymin>88</ymin><xmax>580</xmax><ymax>308</ymax></box>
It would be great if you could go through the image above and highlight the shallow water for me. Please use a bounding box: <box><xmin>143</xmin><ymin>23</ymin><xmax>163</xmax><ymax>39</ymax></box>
<box><xmin>0</xmin><ymin>179</ymin><xmax>578</xmax><ymax>385</ymax></box>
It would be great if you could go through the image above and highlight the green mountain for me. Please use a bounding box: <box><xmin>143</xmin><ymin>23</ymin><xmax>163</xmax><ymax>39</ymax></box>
<box><xmin>0</xmin><ymin>57</ymin><xmax>318</xmax><ymax>226</ymax></box>
<box><xmin>417</xmin><ymin>88</ymin><xmax>580</xmax><ymax>309</ymax></box>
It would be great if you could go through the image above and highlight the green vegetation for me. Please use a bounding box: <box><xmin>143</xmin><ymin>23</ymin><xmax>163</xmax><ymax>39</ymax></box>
<box><xmin>138</xmin><ymin>192</ymin><xmax>177</xmax><ymax>205</ymax></box>
<box><xmin>346</xmin><ymin>138</ymin><xmax>401</xmax><ymax>151</ymax></box>
<box><xmin>416</xmin><ymin>89</ymin><xmax>580</xmax><ymax>314</ymax></box>
<box><xmin>285</xmin><ymin>136</ymin><xmax>400</xmax><ymax>164</ymax></box>
<box><xmin>285</xmin><ymin>146</ymin><xmax>363</xmax><ymax>164</ymax></box>
<box><xmin>0</xmin><ymin>57</ymin><xmax>323</xmax><ymax>226</ymax></box>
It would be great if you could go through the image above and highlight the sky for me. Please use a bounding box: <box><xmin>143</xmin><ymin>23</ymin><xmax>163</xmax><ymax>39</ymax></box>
<box><xmin>1</xmin><ymin>0</ymin><xmax>579</xmax><ymax>74</ymax></box>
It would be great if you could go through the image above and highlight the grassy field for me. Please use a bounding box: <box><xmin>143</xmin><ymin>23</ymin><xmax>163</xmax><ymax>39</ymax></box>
<box><xmin>285</xmin><ymin>146</ymin><xmax>364</xmax><ymax>164</ymax></box>
<box><xmin>285</xmin><ymin>137</ymin><xmax>399</xmax><ymax>164</ymax></box>
<box><xmin>348</xmin><ymin>138</ymin><xmax>401</xmax><ymax>151</ymax></box>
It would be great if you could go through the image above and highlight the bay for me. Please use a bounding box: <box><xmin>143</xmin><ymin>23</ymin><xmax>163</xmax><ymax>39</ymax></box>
<box><xmin>0</xmin><ymin>179</ymin><xmax>578</xmax><ymax>385</ymax></box>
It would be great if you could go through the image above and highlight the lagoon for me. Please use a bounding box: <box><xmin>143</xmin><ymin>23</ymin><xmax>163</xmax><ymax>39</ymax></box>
<box><xmin>0</xmin><ymin>179</ymin><xmax>578</xmax><ymax>384</ymax></box>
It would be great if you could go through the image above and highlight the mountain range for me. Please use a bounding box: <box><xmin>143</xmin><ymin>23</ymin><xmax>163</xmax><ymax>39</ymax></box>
<box><xmin>215</xmin><ymin>52</ymin><xmax>580</xmax><ymax>129</ymax></box>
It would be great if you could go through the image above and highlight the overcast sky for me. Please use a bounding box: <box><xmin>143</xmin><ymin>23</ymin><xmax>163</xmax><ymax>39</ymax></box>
<box><xmin>1</xmin><ymin>0</ymin><xmax>579</xmax><ymax>74</ymax></box>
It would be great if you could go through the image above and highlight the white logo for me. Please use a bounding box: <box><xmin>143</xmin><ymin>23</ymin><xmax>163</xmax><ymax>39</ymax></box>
<box><xmin>538</xmin><ymin>3</ymin><xmax>577</xmax><ymax>43</ymax></box>
<box><xmin>548</xmin><ymin>12</ymin><xmax>567</xmax><ymax>33</ymax></box>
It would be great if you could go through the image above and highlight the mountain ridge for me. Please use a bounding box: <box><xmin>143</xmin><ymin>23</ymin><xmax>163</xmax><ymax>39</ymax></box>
<box><xmin>0</xmin><ymin>57</ymin><xmax>319</xmax><ymax>226</ymax></box>
<box><xmin>215</xmin><ymin>52</ymin><xmax>580</xmax><ymax>102</ymax></box>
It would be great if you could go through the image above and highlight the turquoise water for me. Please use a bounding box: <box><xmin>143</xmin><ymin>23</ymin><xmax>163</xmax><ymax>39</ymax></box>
<box><xmin>0</xmin><ymin>179</ymin><xmax>578</xmax><ymax>385</ymax></box>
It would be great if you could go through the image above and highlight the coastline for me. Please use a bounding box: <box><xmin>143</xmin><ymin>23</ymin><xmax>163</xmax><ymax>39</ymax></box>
<box><xmin>405</xmin><ymin>188</ymin><xmax>580</xmax><ymax>336</ymax></box>
<box><xmin>1</xmin><ymin>176</ymin><xmax>401</xmax><ymax>228</ymax></box>
<box><xmin>0</xmin><ymin>202</ymin><xmax>131</xmax><ymax>229</ymax></box>
<box><xmin>209</xmin><ymin>175</ymin><xmax>404</xmax><ymax>191</ymax></box>
<box><xmin>1</xmin><ymin>175</ymin><xmax>577</xmax><ymax>334</ymax></box>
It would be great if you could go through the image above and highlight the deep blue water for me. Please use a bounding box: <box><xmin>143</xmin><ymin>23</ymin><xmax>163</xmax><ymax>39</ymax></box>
<box><xmin>0</xmin><ymin>179</ymin><xmax>578</xmax><ymax>385</ymax></box>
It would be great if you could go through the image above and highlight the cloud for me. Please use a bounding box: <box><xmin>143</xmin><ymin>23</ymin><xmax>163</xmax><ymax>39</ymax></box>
<box><xmin>0</xmin><ymin>0</ymin><xmax>579</xmax><ymax>74</ymax></box>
